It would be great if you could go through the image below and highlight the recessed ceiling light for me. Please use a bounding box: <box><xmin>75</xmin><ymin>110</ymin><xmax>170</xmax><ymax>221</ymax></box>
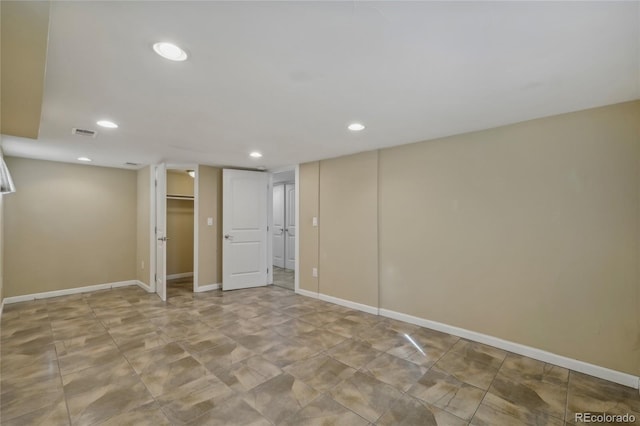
<box><xmin>249</xmin><ymin>151</ymin><xmax>263</xmax><ymax>158</ymax></box>
<box><xmin>348</xmin><ymin>123</ymin><xmax>365</xmax><ymax>131</ymax></box>
<box><xmin>153</xmin><ymin>42</ymin><xmax>188</xmax><ymax>61</ymax></box>
<box><xmin>77</xmin><ymin>157</ymin><xmax>92</xmax><ymax>162</ymax></box>
<box><xmin>96</xmin><ymin>120</ymin><xmax>118</xmax><ymax>128</ymax></box>
<box><xmin>187</xmin><ymin>170</ymin><xmax>195</xmax><ymax>178</ymax></box>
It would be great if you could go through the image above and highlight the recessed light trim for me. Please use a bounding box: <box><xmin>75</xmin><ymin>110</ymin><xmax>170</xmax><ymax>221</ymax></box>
<box><xmin>348</xmin><ymin>123</ymin><xmax>365</xmax><ymax>131</ymax></box>
<box><xmin>96</xmin><ymin>120</ymin><xmax>118</xmax><ymax>129</ymax></box>
<box><xmin>153</xmin><ymin>42</ymin><xmax>188</xmax><ymax>61</ymax></box>
<box><xmin>77</xmin><ymin>157</ymin><xmax>92</xmax><ymax>162</ymax></box>
<box><xmin>249</xmin><ymin>151</ymin><xmax>263</xmax><ymax>158</ymax></box>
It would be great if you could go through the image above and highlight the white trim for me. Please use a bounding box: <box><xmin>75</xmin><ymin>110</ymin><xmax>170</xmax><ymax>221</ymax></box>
<box><xmin>149</xmin><ymin>165</ymin><xmax>157</xmax><ymax>293</ymax></box>
<box><xmin>3</xmin><ymin>280</ymin><xmax>139</xmax><ymax>304</ymax></box>
<box><xmin>193</xmin><ymin>165</ymin><xmax>199</xmax><ymax>292</ymax></box>
<box><xmin>379</xmin><ymin>308</ymin><xmax>640</xmax><ymax>390</ymax></box>
<box><xmin>318</xmin><ymin>293</ymin><xmax>379</xmax><ymax>315</ymax></box>
<box><xmin>267</xmin><ymin>173</ymin><xmax>274</xmax><ymax>285</ymax></box>
<box><xmin>295</xmin><ymin>288</ymin><xmax>319</xmax><ymax>299</ymax></box>
<box><xmin>294</xmin><ymin>165</ymin><xmax>300</xmax><ymax>293</ymax></box>
<box><xmin>0</xmin><ymin>298</ymin><xmax>4</xmax><ymax>319</ymax></box>
<box><xmin>269</xmin><ymin>165</ymin><xmax>298</xmax><ymax>174</ymax></box>
<box><xmin>194</xmin><ymin>283</ymin><xmax>220</xmax><ymax>293</ymax></box>
<box><xmin>111</xmin><ymin>281</ymin><xmax>136</xmax><ymax>288</ymax></box>
<box><xmin>136</xmin><ymin>280</ymin><xmax>153</xmax><ymax>292</ymax></box>
<box><xmin>167</xmin><ymin>272</ymin><xmax>194</xmax><ymax>280</ymax></box>
<box><xmin>296</xmin><ymin>289</ymin><xmax>378</xmax><ymax>315</ymax></box>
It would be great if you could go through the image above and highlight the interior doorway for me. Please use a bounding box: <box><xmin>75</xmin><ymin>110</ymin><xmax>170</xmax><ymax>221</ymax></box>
<box><xmin>166</xmin><ymin>169</ymin><xmax>196</xmax><ymax>297</ymax></box>
<box><xmin>271</xmin><ymin>169</ymin><xmax>296</xmax><ymax>291</ymax></box>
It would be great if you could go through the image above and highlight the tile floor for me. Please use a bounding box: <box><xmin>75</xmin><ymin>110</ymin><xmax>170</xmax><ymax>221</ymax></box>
<box><xmin>1</xmin><ymin>283</ymin><xmax>638</xmax><ymax>425</ymax></box>
<box><xmin>272</xmin><ymin>267</ymin><xmax>294</xmax><ymax>291</ymax></box>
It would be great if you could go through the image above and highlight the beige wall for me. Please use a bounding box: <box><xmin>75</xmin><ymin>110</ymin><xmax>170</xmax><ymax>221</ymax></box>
<box><xmin>167</xmin><ymin>170</ymin><xmax>195</xmax><ymax>197</ymax></box>
<box><xmin>379</xmin><ymin>100</ymin><xmax>639</xmax><ymax>375</ymax></box>
<box><xmin>198</xmin><ymin>166</ymin><xmax>222</xmax><ymax>286</ymax></box>
<box><xmin>4</xmin><ymin>157</ymin><xmax>137</xmax><ymax>297</ymax></box>
<box><xmin>136</xmin><ymin>166</ymin><xmax>150</xmax><ymax>285</ymax></box>
<box><xmin>300</xmin><ymin>100</ymin><xmax>640</xmax><ymax>376</ymax></box>
<box><xmin>1</xmin><ymin>1</ymin><xmax>50</xmax><ymax>139</ymax></box>
<box><xmin>167</xmin><ymin>199</ymin><xmax>194</xmax><ymax>275</ymax></box>
<box><xmin>166</xmin><ymin>171</ymin><xmax>195</xmax><ymax>276</ymax></box>
<box><xmin>319</xmin><ymin>151</ymin><xmax>379</xmax><ymax>307</ymax></box>
<box><xmin>299</xmin><ymin>162</ymin><xmax>320</xmax><ymax>293</ymax></box>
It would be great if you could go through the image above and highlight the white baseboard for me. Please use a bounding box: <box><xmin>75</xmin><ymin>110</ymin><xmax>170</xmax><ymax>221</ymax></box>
<box><xmin>293</xmin><ymin>286</ymin><xmax>639</xmax><ymax>390</ymax></box>
<box><xmin>195</xmin><ymin>283</ymin><xmax>220</xmax><ymax>293</ymax></box>
<box><xmin>296</xmin><ymin>290</ymin><xmax>379</xmax><ymax>316</ymax></box>
<box><xmin>379</xmin><ymin>308</ymin><xmax>639</xmax><ymax>390</ymax></box>
<box><xmin>167</xmin><ymin>272</ymin><xmax>194</xmax><ymax>280</ymax></box>
<box><xmin>295</xmin><ymin>288</ymin><xmax>319</xmax><ymax>299</ymax></box>
<box><xmin>3</xmin><ymin>280</ymin><xmax>139</xmax><ymax>304</ymax></box>
<box><xmin>318</xmin><ymin>293</ymin><xmax>379</xmax><ymax>315</ymax></box>
<box><xmin>136</xmin><ymin>280</ymin><xmax>153</xmax><ymax>292</ymax></box>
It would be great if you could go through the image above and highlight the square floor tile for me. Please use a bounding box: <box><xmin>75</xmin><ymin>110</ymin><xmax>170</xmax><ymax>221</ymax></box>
<box><xmin>408</xmin><ymin>367</ymin><xmax>485</xmax><ymax>421</ymax></box>
<box><xmin>329</xmin><ymin>371</ymin><xmax>403</xmax><ymax>423</ymax></box>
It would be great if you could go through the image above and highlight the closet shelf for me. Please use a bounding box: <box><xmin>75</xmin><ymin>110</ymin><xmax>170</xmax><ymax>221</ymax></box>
<box><xmin>167</xmin><ymin>194</ymin><xmax>194</xmax><ymax>200</ymax></box>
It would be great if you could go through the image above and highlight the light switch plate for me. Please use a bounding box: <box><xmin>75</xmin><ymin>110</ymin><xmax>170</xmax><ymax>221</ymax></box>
<box><xmin>312</xmin><ymin>268</ymin><xmax>318</xmax><ymax>278</ymax></box>
<box><xmin>207</xmin><ymin>217</ymin><xmax>213</xmax><ymax>226</ymax></box>
<box><xmin>312</xmin><ymin>217</ymin><xmax>318</xmax><ymax>227</ymax></box>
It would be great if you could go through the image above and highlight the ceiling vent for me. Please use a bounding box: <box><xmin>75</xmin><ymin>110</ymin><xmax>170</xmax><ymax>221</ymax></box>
<box><xmin>71</xmin><ymin>128</ymin><xmax>97</xmax><ymax>138</ymax></box>
<box><xmin>124</xmin><ymin>162</ymin><xmax>140</xmax><ymax>167</ymax></box>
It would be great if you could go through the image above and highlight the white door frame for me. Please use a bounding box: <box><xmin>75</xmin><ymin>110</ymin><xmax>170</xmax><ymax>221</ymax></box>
<box><xmin>284</xmin><ymin>182</ymin><xmax>296</xmax><ymax>270</ymax></box>
<box><xmin>151</xmin><ymin>163</ymin><xmax>200</xmax><ymax>296</ymax></box>
<box><xmin>271</xmin><ymin>183</ymin><xmax>285</xmax><ymax>269</ymax></box>
<box><xmin>268</xmin><ymin>165</ymin><xmax>300</xmax><ymax>293</ymax></box>
<box><xmin>167</xmin><ymin>163</ymin><xmax>199</xmax><ymax>291</ymax></box>
<box><xmin>148</xmin><ymin>166</ymin><xmax>157</xmax><ymax>293</ymax></box>
<box><xmin>154</xmin><ymin>163</ymin><xmax>167</xmax><ymax>301</ymax></box>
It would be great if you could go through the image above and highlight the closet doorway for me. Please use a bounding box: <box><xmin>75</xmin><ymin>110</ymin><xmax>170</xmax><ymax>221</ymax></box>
<box><xmin>271</xmin><ymin>170</ymin><xmax>296</xmax><ymax>290</ymax></box>
<box><xmin>166</xmin><ymin>169</ymin><xmax>196</xmax><ymax>297</ymax></box>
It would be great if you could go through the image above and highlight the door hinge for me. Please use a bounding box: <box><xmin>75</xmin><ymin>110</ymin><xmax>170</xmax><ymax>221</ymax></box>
<box><xmin>267</xmin><ymin>226</ymin><xmax>269</xmax><ymax>231</ymax></box>
<box><xmin>267</xmin><ymin>268</ymin><xmax>269</xmax><ymax>274</ymax></box>
<box><xmin>155</xmin><ymin>273</ymin><xmax>157</xmax><ymax>282</ymax></box>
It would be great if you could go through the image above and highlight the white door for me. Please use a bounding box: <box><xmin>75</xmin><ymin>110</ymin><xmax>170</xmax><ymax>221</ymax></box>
<box><xmin>284</xmin><ymin>183</ymin><xmax>296</xmax><ymax>270</ymax></box>
<box><xmin>222</xmin><ymin>169</ymin><xmax>269</xmax><ymax>291</ymax></box>
<box><xmin>155</xmin><ymin>163</ymin><xmax>167</xmax><ymax>301</ymax></box>
<box><xmin>272</xmin><ymin>184</ymin><xmax>285</xmax><ymax>268</ymax></box>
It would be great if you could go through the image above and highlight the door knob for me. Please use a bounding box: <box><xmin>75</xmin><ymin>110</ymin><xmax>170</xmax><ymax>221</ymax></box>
<box><xmin>224</xmin><ymin>234</ymin><xmax>233</xmax><ymax>240</ymax></box>
<box><xmin>157</xmin><ymin>236</ymin><xmax>169</xmax><ymax>242</ymax></box>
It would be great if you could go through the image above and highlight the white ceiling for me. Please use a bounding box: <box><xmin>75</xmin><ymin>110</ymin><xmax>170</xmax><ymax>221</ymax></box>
<box><xmin>3</xmin><ymin>1</ymin><xmax>639</xmax><ymax>170</ymax></box>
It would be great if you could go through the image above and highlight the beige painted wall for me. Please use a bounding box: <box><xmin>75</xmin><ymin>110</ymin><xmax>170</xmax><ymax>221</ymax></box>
<box><xmin>167</xmin><ymin>199</ymin><xmax>194</xmax><ymax>275</ymax></box>
<box><xmin>319</xmin><ymin>151</ymin><xmax>379</xmax><ymax>308</ymax></box>
<box><xmin>1</xmin><ymin>1</ymin><xmax>50</xmax><ymax>139</ymax></box>
<box><xmin>299</xmin><ymin>162</ymin><xmax>320</xmax><ymax>293</ymax></box>
<box><xmin>4</xmin><ymin>157</ymin><xmax>137</xmax><ymax>297</ymax></box>
<box><xmin>166</xmin><ymin>171</ymin><xmax>194</xmax><ymax>276</ymax></box>
<box><xmin>136</xmin><ymin>166</ymin><xmax>150</xmax><ymax>285</ymax></box>
<box><xmin>167</xmin><ymin>170</ymin><xmax>195</xmax><ymax>197</ymax></box>
<box><xmin>300</xmin><ymin>100</ymin><xmax>640</xmax><ymax>376</ymax></box>
<box><xmin>198</xmin><ymin>166</ymin><xmax>222</xmax><ymax>286</ymax></box>
<box><xmin>379</xmin><ymin>101</ymin><xmax>640</xmax><ymax>375</ymax></box>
